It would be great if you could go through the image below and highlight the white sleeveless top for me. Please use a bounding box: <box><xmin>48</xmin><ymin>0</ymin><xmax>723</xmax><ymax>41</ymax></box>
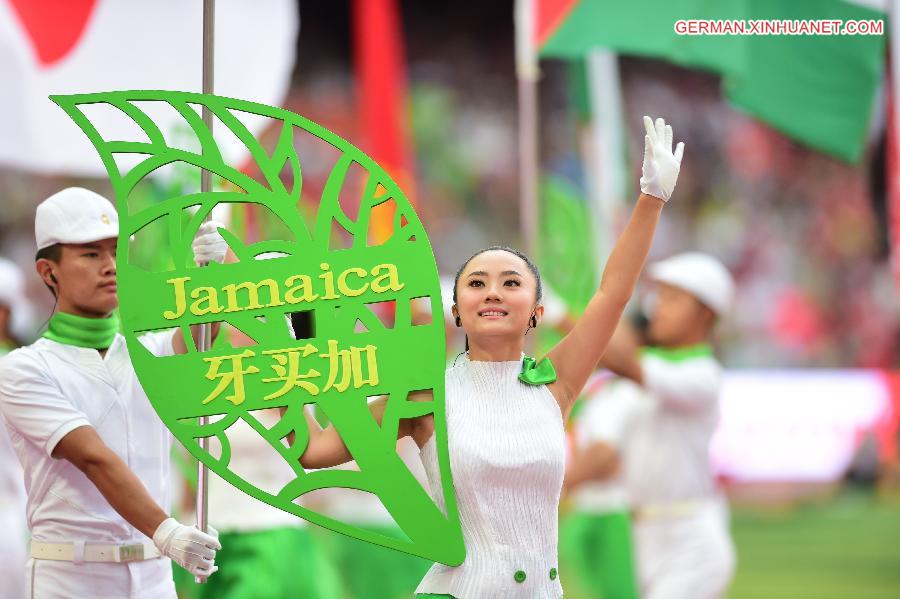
<box><xmin>416</xmin><ymin>356</ymin><xmax>566</xmax><ymax>598</ymax></box>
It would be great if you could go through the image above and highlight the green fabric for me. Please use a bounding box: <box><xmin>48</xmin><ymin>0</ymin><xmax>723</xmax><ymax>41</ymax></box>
<box><xmin>540</xmin><ymin>0</ymin><xmax>885</xmax><ymax>163</ymax></box>
<box><xmin>519</xmin><ymin>355</ymin><xmax>557</xmax><ymax>386</ymax></box>
<box><xmin>640</xmin><ymin>343</ymin><xmax>713</xmax><ymax>363</ymax></box>
<box><xmin>314</xmin><ymin>523</ymin><xmax>432</xmax><ymax>599</ymax></box>
<box><xmin>559</xmin><ymin>511</ymin><xmax>638</xmax><ymax>599</ymax></box>
<box><xmin>722</xmin><ymin>0</ymin><xmax>885</xmax><ymax>163</ymax></box>
<box><xmin>541</xmin><ymin>0</ymin><xmax>746</xmax><ymax>74</ymax></box>
<box><xmin>43</xmin><ymin>311</ymin><xmax>118</xmax><ymax>349</ymax></box>
<box><xmin>538</xmin><ymin>176</ymin><xmax>597</xmax><ymax>312</ymax></box>
<box><xmin>189</xmin><ymin>527</ymin><xmax>344</xmax><ymax>599</ymax></box>
<box><xmin>535</xmin><ymin>176</ymin><xmax>598</xmax><ymax>357</ymax></box>
<box><xmin>567</xmin><ymin>59</ymin><xmax>592</xmax><ymax>124</ymax></box>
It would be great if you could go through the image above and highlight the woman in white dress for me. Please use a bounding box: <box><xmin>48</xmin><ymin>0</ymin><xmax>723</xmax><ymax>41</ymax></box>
<box><xmin>298</xmin><ymin>116</ymin><xmax>685</xmax><ymax>598</ymax></box>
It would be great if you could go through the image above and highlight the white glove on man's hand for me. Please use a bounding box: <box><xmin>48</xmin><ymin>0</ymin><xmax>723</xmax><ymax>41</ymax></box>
<box><xmin>192</xmin><ymin>220</ymin><xmax>228</xmax><ymax>265</ymax></box>
<box><xmin>152</xmin><ymin>517</ymin><xmax>221</xmax><ymax>577</ymax></box>
<box><xmin>639</xmin><ymin>115</ymin><xmax>685</xmax><ymax>202</ymax></box>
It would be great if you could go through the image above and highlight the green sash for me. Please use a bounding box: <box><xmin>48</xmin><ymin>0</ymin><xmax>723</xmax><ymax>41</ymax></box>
<box><xmin>43</xmin><ymin>311</ymin><xmax>118</xmax><ymax>349</ymax></box>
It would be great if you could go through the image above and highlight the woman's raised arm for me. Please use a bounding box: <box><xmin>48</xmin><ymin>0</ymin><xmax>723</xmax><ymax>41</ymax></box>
<box><xmin>547</xmin><ymin>116</ymin><xmax>684</xmax><ymax>416</ymax></box>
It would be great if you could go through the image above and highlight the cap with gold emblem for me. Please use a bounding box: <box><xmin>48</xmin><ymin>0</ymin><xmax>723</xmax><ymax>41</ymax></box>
<box><xmin>34</xmin><ymin>187</ymin><xmax>119</xmax><ymax>250</ymax></box>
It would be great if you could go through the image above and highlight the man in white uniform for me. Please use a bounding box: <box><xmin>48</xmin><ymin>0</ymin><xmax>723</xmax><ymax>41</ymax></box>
<box><xmin>0</xmin><ymin>258</ymin><xmax>32</xmax><ymax>599</ymax></box>
<box><xmin>0</xmin><ymin>423</ymin><xmax>27</xmax><ymax>599</ymax></box>
<box><xmin>597</xmin><ymin>252</ymin><xmax>736</xmax><ymax>599</ymax></box>
<box><xmin>0</xmin><ymin>188</ymin><xmax>225</xmax><ymax>598</ymax></box>
<box><xmin>562</xmin><ymin>373</ymin><xmax>640</xmax><ymax>599</ymax></box>
<box><xmin>0</xmin><ymin>257</ymin><xmax>34</xmax><ymax>351</ymax></box>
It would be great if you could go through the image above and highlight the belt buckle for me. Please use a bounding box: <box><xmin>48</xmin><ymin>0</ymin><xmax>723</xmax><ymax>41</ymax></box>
<box><xmin>117</xmin><ymin>543</ymin><xmax>145</xmax><ymax>562</ymax></box>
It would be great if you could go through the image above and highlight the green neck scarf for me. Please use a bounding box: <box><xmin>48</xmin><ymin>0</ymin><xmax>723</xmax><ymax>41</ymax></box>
<box><xmin>44</xmin><ymin>311</ymin><xmax>119</xmax><ymax>349</ymax></box>
<box><xmin>519</xmin><ymin>355</ymin><xmax>557</xmax><ymax>386</ymax></box>
<box><xmin>641</xmin><ymin>343</ymin><xmax>713</xmax><ymax>363</ymax></box>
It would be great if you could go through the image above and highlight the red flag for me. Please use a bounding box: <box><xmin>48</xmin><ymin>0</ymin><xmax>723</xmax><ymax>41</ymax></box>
<box><xmin>535</xmin><ymin>0</ymin><xmax>580</xmax><ymax>48</ymax></box>
<box><xmin>889</xmin><ymin>67</ymin><xmax>900</xmax><ymax>289</ymax></box>
<box><xmin>352</xmin><ymin>0</ymin><xmax>416</xmax><ymax>246</ymax></box>
<box><xmin>8</xmin><ymin>0</ymin><xmax>97</xmax><ymax>67</ymax></box>
<box><xmin>0</xmin><ymin>0</ymin><xmax>297</xmax><ymax>175</ymax></box>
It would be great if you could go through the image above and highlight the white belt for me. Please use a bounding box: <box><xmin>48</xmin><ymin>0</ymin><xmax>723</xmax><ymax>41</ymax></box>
<box><xmin>632</xmin><ymin>500</ymin><xmax>706</xmax><ymax>521</ymax></box>
<box><xmin>31</xmin><ymin>540</ymin><xmax>161</xmax><ymax>563</ymax></box>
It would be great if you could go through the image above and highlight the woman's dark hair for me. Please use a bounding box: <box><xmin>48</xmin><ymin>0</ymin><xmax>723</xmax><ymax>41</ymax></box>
<box><xmin>452</xmin><ymin>245</ymin><xmax>543</xmax><ymax>305</ymax></box>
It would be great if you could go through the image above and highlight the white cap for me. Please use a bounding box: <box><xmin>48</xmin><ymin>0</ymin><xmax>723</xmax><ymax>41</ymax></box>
<box><xmin>647</xmin><ymin>252</ymin><xmax>735</xmax><ymax>315</ymax></box>
<box><xmin>0</xmin><ymin>258</ymin><xmax>34</xmax><ymax>339</ymax></box>
<box><xmin>35</xmin><ymin>187</ymin><xmax>118</xmax><ymax>250</ymax></box>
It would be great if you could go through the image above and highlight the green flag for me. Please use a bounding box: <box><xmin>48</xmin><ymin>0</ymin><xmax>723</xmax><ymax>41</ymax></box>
<box><xmin>723</xmin><ymin>0</ymin><xmax>885</xmax><ymax>163</ymax></box>
<box><xmin>539</xmin><ymin>0</ymin><xmax>746</xmax><ymax>74</ymax></box>
<box><xmin>538</xmin><ymin>0</ymin><xmax>886</xmax><ymax>163</ymax></box>
<box><xmin>539</xmin><ymin>175</ymin><xmax>597</xmax><ymax>312</ymax></box>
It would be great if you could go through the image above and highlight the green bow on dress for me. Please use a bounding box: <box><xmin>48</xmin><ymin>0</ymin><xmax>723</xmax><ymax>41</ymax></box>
<box><xmin>518</xmin><ymin>355</ymin><xmax>557</xmax><ymax>386</ymax></box>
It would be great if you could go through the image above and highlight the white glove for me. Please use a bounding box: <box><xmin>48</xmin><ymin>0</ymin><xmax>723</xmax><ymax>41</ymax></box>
<box><xmin>152</xmin><ymin>517</ymin><xmax>221</xmax><ymax>577</ymax></box>
<box><xmin>639</xmin><ymin>115</ymin><xmax>685</xmax><ymax>202</ymax></box>
<box><xmin>192</xmin><ymin>220</ymin><xmax>228</xmax><ymax>265</ymax></box>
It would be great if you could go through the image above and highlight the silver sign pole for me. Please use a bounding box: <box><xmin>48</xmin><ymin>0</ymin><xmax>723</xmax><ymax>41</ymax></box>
<box><xmin>195</xmin><ymin>0</ymin><xmax>215</xmax><ymax>584</ymax></box>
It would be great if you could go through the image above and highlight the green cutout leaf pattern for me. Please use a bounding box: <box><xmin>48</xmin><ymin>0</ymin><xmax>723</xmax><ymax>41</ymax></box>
<box><xmin>52</xmin><ymin>90</ymin><xmax>464</xmax><ymax>565</ymax></box>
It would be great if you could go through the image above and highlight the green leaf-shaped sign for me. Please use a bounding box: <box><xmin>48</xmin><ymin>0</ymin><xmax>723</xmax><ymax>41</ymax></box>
<box><xmin>51</xmin><ymin>90</ymin><xmax>464</xmax><ymax>566</ymax></box>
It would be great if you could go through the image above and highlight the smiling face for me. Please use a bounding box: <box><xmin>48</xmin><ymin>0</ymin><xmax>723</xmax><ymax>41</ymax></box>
<box><xmin>646</xmin><ymin>282</ymin><xmax>715</xmax><ymax>347</ymax></box>
<box><xmin>453</xmin><ymin>249</ymin><xmax>542</xmax><ymax>344</ymax></box>
<box><xmin>36</xmin><ymin>237</ymin><xmax>118</xmax><ymax>318</ymax></box>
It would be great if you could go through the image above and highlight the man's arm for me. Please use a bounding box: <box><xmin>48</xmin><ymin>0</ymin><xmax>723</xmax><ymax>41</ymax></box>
<box><xmin>598</xmin><ymin>321</ymin><xmax>644</xmax><ymax>384</ymax></box>
<box><xmin>601</xmin><ymin>322</ymin><xmax>721</xmax><ymax>412</ymax></box>
<box><xmin>563</xmin><ymin>440</ymin><xmax>620</xmax><ymax>494</ymax></box>
<box><xmin>52</xmin><ymin>425</ymin><xmax>220</xmax><ymax>575</ymax></box>
<box><xmin>52</xmin><ymin>426</ymin><xmax>169</xmax><ymax>537</ymax></box>
<box><xmin>173</xmin><ymin>322</ymin><xmax>222</xmax><ymax>355</ymax></box>
<box><xmin>640</xmin><ymin>357</ymin><xmax>721</xmax><ymax>412</ymax></box>
<box><xmin>0</xmin><ymin>357</ymin><xmax>218</xmax><ymax>575</ymax></box>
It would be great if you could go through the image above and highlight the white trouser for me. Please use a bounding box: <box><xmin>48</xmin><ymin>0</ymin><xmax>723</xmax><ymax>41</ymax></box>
<box><xmin>634</xmin><ymin>497</ymin><xmax>736</xmax><ymax>599</ymax></box>
<box><xmin>26</xmin><ymin>556</ymin><xmax>176</xmax><ymax>599</ymax></box>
